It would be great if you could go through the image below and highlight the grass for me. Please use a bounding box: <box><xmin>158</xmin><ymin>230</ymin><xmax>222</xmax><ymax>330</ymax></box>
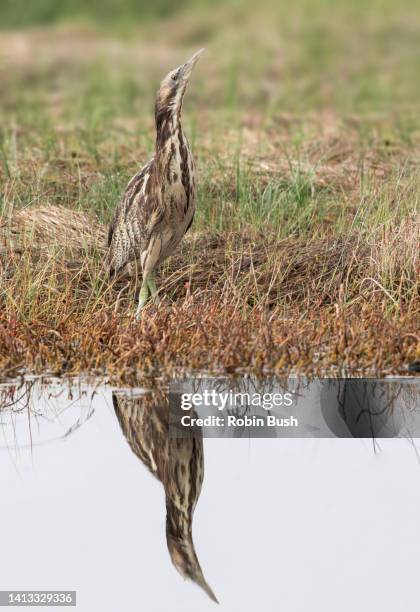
<box><xmin>0</xmin><ymin>3</ymin><xmax>419</xmax><ymax>383</ymax></box>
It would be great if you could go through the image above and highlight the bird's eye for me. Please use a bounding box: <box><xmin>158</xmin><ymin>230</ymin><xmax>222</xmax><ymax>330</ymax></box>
<box><xmin>172</xmin><ymin>73</ymin><xmax>178</xmax><ymax>81</ymax></box>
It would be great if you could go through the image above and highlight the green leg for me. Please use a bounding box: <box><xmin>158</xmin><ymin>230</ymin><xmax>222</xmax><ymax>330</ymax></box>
<box><xmin>147</xmin><ymin>272</ymin><xmax>161</xmax><ymax>306</ymax></box>
<box><xmin>135</xmin><ymin>279</ymin><xmax>150</xmax><ymax>320</ymax></box>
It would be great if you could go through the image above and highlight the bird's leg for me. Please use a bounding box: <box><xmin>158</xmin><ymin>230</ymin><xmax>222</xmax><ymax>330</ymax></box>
<box><xmin>147</xmin><ymin>272</ymin><xmax>161</xmax><ymax>306</ymax></box>
<box><xmin>135</xmin><ymin>279</ymin><xmax>150</xmax><ymax>320</ymax></box>
<box><xmin>137</xmin><ymin>240</ymin><xmax>162</xmax><ymax>318</ymax></box>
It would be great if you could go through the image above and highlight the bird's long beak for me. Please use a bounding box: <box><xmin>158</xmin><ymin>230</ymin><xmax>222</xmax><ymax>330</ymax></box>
<box><xmin>195</xmin><ymin>570</ymin><xmax>219</xmax><ymax>604</ymax></box>
<box><xmin>179</xmin><ymin>48</ymin><xmax>205</xmax><ymax>82</ymax></box>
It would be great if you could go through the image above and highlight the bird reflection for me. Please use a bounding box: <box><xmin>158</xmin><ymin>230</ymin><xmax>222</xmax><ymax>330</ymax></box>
<box><xmin>112</xmin><ymin>391</ymin><xmax>217</xmax><ymax>603</ymax></box>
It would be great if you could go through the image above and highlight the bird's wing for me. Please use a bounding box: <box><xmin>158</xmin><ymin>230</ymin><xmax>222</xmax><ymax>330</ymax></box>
<box><xmin>108</xmin><ymin>159</ymin><xmax>164</xmax><ymax>273</ymax></box>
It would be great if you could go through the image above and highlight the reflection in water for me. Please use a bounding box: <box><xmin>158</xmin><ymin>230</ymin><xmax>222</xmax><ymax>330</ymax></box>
<box><xmin>1</xmin><ymin>376</ymin><xmax>418</xmax><ymax>606</ymax></box>
<box><xmin>112</xmin><ymin>391</ymin><xmax>218</xmax><ymax>603</ymax></box>
<box><xmin>170</xmin><ymin>377</ymin><xmax>419</xmax><ymax>438</ymax></box>
<box><xmin>321</xmin><ymin>379</ymin><xmax>419</xmax><ymax>438</ymax></box>
<box><xmin>0</xmin><ymin>380</ymin><xmax>96</xmax><ymax>450</ymax></box>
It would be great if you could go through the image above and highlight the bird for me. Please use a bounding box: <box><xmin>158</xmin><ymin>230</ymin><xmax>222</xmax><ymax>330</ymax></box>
<box><xmin>112</xmin><ymin>391</ymin><xmax>218</xmax><ymax>603</ymax></box>
<box><xmin>107</xmin><ymin>49</ymin><xmax>204</xmax><ymax>319</ymax></box>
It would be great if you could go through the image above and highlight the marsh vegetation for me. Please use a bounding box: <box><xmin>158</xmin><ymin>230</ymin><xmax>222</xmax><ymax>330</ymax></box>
<box><xmin>0</xmin><ymin>0</ymin><xmax>419</xmax><ymax>382</ymax></box>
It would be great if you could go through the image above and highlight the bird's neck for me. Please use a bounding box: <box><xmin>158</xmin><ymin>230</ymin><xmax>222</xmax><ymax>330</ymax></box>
<box><xmin>166</xmin><ymin>502</ymin><xmax>217</xmax><ymax>602</ymax></box>
<box><xmin>155</xmin><ymin>108</ymin><xmax>185</xmax><ymax>158</ymax></box>
<box><xmin>166</xmin><ymin>505</ymin><xmax>197</xmax><ymax>576</ymax></box>
<box><xmin>154</xmin><ymin>110</ymin><xmax>191</xmax><ymax>198</ymax></box>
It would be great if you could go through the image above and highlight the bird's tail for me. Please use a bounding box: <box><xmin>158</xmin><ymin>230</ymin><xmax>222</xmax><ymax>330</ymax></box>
<box><xmin>166</xmin><ymin>508</ymin><xmax>218</xmax><ymax>603</ymax></box>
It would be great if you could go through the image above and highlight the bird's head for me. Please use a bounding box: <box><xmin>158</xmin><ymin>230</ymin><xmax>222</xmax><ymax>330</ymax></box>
<box><xmin>155</xmin><ymin>49</ymin><xmax>204</xmax><ymax>128</ymax></box>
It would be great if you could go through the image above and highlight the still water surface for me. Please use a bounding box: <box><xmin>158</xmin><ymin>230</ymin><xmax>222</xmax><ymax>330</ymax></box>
<box><xmin>1</xmin><ymin>379</ymin><xmax>420</xmax><ymax>612</ymax></box>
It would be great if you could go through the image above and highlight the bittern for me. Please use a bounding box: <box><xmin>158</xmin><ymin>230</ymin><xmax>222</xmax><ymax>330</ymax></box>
<box><xmin>107</xmin><ymin>49</ymin><xmax>204</xmax><ymax>319</ymax></box>
<box><xmin>112</xmin><ymin>392</ymin><xmax>218</xmax><ymax>603</ymax></box>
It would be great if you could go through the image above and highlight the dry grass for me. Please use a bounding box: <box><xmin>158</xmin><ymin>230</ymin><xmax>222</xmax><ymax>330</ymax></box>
<box><xmin>0</xmin><ymin>205</ymin><xmax>418</xmax><ymax>384</ymax></box>
<box><xmin>0</xmin><ymin>205</ymin><xmax>105</xmax><ymax>261</ymax></box>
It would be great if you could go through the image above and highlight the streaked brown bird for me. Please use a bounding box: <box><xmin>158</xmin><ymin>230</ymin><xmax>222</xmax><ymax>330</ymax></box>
<box><xmin>107</xmin><ymin>49</ymin><xmax>204</xmax><ymax>318</ymax></box>
<box><xmin>112</xmin><ymin>391</ymin><xmax>218</xmax><ymax>603</ymax></box>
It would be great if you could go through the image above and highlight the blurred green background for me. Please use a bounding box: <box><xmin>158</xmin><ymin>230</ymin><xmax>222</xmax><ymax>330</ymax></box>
<box><xmin>1</xmin><ymin>0</ymin><xmax>420</xmax><ymax>113</ymax></box>
<box><xmin>1</xmin><ymin>0</ymin><xmax>419</xmax><ymax>231</ymax></box>
<box><xmin>0</xmin><ymin>0</ymin><xmax>418</xmax><ymax>30</ymax></box>
<box><xmin>0</xmin><ymin>0</ymin><xmax>195</xmax><ymax>26</ymax></box>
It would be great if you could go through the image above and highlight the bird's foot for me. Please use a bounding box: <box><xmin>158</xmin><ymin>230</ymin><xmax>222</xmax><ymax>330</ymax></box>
<box><xmin>136</xmin><ymin>283</ymin><xmax>150</xmax><ymax>320</ymax></box>
<box><xmin>147</xmin><ymin>273</ymin><xmax>161</xmax><ymax>307</ymax></box>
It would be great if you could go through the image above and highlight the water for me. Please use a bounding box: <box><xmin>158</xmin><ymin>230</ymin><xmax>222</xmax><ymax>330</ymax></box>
<box><xmin>1</xmin><ymin>378</ymin><xmax>420</xmax><ymax>611</ymax></box>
